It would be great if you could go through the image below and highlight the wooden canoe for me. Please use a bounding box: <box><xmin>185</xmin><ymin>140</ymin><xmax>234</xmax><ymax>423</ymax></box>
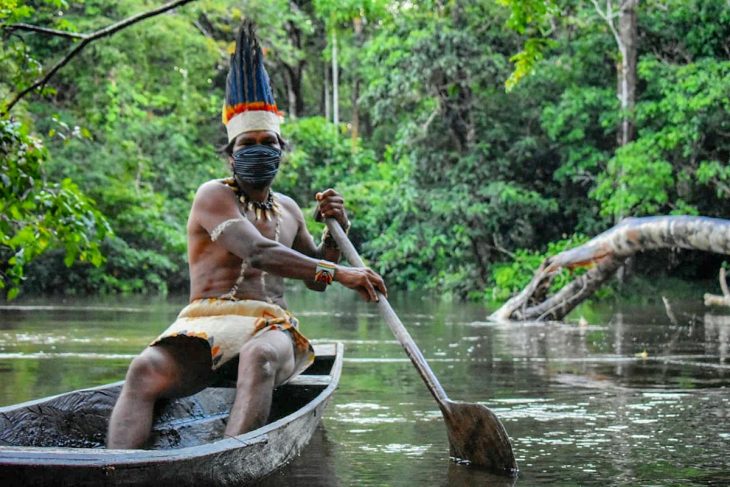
<box><xmin>0</xmin><ymin>342</ymin><xmax>343</xmax><ymax>486</ymax></box>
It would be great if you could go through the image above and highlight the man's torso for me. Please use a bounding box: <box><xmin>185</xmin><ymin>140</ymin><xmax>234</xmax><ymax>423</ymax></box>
<box><xmin>187</xmin><ymin>179</ymin><xmax>304</xmax><ymax>308</ymax></box>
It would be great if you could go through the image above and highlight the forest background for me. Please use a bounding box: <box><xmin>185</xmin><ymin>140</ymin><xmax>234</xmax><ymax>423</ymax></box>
<box><xmin>1</xmin><ymin>0</ymin><xmax>729</xmax><ymax>305</ymax></box>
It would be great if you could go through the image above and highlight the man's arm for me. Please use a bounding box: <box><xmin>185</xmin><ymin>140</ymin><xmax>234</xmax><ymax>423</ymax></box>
<box><xmin>288</xmin><ymin>192</ymin><xmax>345</xmax><ymax>292</ymax></box>
<box><xmin>193</xmin><ymin>181</ymin><xmax>386</xmax><ymax>301</ymax></box>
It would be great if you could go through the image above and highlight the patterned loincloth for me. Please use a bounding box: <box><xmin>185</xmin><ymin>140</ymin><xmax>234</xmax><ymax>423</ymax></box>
<box><xmin>150</xmin><ymin>298</ymin><xmax>315</xmax><ymax>384</ymax></box>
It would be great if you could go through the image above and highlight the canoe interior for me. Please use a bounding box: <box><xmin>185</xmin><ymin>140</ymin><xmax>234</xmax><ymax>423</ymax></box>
<box><xmin>0</xmin><ymin>345</ymin><xmax>337</xmax><ymax>450</ymax></box>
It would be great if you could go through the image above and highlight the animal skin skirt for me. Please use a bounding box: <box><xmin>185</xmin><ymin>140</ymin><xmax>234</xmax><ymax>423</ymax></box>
<box><xmin>150</xmin><ymin>298</ymin><xmax>315</xmax><ymax>384</ymax></box>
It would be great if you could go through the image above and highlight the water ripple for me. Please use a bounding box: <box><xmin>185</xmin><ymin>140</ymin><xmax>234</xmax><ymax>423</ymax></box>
<box><xmin>0</xmin><ymin>352</ymin><xmax>135</xmax><ymax>360</ymax></box>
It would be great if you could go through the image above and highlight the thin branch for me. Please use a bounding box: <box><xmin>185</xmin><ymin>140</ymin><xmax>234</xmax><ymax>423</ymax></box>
<box><xmin>420</xmin><ymin>104</ymin><xmax>440</xmax><ymax>135</ymax></box>
<box><xmin>2</xmin><ymin>23</ymin><xmax>88</xmax><ymax>39</ymax></box>
<box><xmin>2</xmin><ymin>0</ymin><xmax>198</xmax><ymax>115</ymax></box>
<box><xmin>591</xmin><ymin>0</ymin><xmax>622</xmax><ymax>50</ymax></box>
<box><xmin>486</xmin><ymin>243</ymin><xmax>516</xmax><ymax>260</ymax></box>
<box><xmin>192</xmin><ymin>19</ymin><xmax>211</xmax><ymax>38</ymax></box>
<box><xmin>720</xmin><ymin>267</ymin><xmax>729</xmax><ymax>298</ymax></box>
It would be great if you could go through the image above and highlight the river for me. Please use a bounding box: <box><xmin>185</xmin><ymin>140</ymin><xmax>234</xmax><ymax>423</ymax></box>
<box><xmin>1</xmin><ymin>287</ymin><xmax>728</xmax><ymax>485</ymax></box>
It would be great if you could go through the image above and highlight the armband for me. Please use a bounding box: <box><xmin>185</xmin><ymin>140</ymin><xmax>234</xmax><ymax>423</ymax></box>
<box><xmin>210</xmin><ymin>218</ymin><xmax>240</xmax><ymax>242</ymax></box>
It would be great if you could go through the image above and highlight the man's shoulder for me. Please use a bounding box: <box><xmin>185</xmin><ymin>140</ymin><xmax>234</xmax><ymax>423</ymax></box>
<box><xmin>199</xmin><ymin>178</ymin><xmax>234</xmax><ymax>190</ymax></box>
<box><xmin>273</xmin><ymin>192</ymin><xmax>300</xmax><ymax>210</ymax></box>
<box><xmin>273</xmin><ymin>192</ymin><xmax>307</xmax><ymax>222</ymax></box>
<box><xmin>191</xmin><ymin>179</ymin><xmax>237</xmax><ymax>215</ymax></box>
<box><xmin>196</xmin><ymin>178</ymin><xmax>236</xmax><ymax>198</ymax></box>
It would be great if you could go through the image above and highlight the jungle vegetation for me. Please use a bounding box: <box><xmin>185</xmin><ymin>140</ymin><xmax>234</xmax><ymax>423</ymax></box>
<box><xmin>1</xmin><ymin>0</ymin><xmax>729</xmax><ymax>302</ymax></box>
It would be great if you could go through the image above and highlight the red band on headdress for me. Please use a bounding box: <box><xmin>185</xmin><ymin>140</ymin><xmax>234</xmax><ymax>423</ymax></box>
<box><xmin>222</xmin><ymin>102</ymin><xmax>281</xmax><ymax>125</ymax></box>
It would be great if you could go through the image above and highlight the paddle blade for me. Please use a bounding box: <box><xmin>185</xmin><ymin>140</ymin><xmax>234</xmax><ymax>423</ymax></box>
<box><xmin>443</xmin><ymin>401</ymin><xmax>518</xmax><ymax>476</ymax></box>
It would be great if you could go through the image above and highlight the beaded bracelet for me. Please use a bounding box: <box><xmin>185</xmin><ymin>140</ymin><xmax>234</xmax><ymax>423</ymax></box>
<box><xmin>314</xmin><ymin>260</ymin><xmax>337</xmax><ymax>285</ymax></box>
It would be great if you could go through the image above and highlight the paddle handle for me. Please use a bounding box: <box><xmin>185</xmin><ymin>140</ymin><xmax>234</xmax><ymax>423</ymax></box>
<box><xmin>325</xmin><ymin>218</ymin><xmax>450</xmax><ymax>405</ymax></box>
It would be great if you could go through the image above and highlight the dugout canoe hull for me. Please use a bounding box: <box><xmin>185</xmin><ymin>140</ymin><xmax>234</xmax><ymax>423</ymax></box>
<box><xmin>0</xmin><ymin>342</ymin><xmax>343</xmax><ymax>486</ymax></box>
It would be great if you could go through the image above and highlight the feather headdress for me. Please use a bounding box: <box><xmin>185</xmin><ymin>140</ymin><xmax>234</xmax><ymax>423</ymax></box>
<box><xmin>223</xmin><ymin>21</ymin><xmax>282</xmax><ymax>142</ymax></box>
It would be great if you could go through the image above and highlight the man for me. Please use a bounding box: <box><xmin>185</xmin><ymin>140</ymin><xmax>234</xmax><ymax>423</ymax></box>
<box><xmin>106</xmin><ymin>21</ymin><xmax>386</xmax><ymax>449</ymax></box>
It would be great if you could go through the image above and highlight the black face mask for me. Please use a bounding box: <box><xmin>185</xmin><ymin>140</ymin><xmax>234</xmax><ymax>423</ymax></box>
<box><xmin>232</xmin><ymin>144</ymin><xmax>282</xmax><ymax>188</ymax></box>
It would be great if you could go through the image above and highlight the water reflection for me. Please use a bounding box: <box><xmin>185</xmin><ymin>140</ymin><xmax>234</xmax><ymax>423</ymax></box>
<box><xmin>254</xmin><ymin>425</ymin><xmax>340</xmax><ymax>487</ymax></box>
<box><xmin>445</xmin><ymin>463</ymin><xmax>517</xmax><ymax>487</ymax></box>
<box><xmin>705</xmin><ymin>313</ymin><xmax>730</xmax><ymax>363</ymax></box>
<box><xmin>1</xmin><ymin>294</ymin><xmax>729</xmax><ymax>485</ymax></box>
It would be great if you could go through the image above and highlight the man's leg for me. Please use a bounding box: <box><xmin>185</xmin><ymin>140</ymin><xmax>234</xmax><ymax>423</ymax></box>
<box><xmin>225</xmin><ymin>330</ymin><xmax>296</xmax><ymax>437</ymax></box>
<box><xmin>107</xmin><ymin>338</ymin><xmax>213</xmax><ymax>449</ymax></box>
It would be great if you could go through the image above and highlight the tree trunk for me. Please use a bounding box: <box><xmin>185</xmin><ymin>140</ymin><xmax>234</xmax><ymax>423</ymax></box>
<box><xmin>442</xmin><ymin>1</ymin><xmax>475</xmax><ymax>152</ymax></box>
<box><xmin>283</xmin><ymin>64</ymin><xmax>304</xmax><ymax>118</ymax></box>
<box><xmin>592</xmin><ymin>0</ymin><xmax>638</xmax><ymax>147</ymax></box>
<box><xmin>592</xmin><ymin>0</ymin><xmax>639</xmax><ymax>275</ymax></box>
<box><xmin>490</xmin><ymin>216</ymin><xmax>730</xmax><ymax>322</ymax></box>
<box><xmin>323</xmin><ymin>60</ymin><xmax>331</xmax><ymax>121</ymax></box>
<box><xmin>282</xmin><ymin>14</ymin><xmax>305</xmax><ymax>118</ymax></box>
<box><xmin>617</xmin><ymin>0</ymin><xmax>637</xmax><ymax>147</ymax></box>
<box><xmin>351</xmin><ymin>16</ymin><xmax>363</xmax><ymax>148</ymax></box>
<box><xmin>331</xmin><ymin>30</ymin><xmax>339</xmax><ymax>126</ymax></box>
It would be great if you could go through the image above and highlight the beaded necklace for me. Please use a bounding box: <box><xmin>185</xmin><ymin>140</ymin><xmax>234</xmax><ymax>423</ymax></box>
<box><xmin>223</xmin><ymin>177</ymin><xmax>281</xmax><ymax>221</ymax></box>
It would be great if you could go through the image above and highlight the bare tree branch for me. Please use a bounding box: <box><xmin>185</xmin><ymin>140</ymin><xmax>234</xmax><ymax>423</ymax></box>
<box><xmin>720</xmin><ymin>267</ymin><xmax>730</xmax><ymax>298</ymax></box>
<box><xmin>704</xmin><ymin>267</ymin><xmax>730</xmax><ymax>307</ymax></box>
<box><xmin>192</xmin><ymin>19</ymin><xmax>211</xmax><ymax>38</ymax></box>
<box><xmin>2</xmin><ymin>23</ymin><xmax>87</xmax><ymax>39</ymax></box>
<box><xmin>1</xmin><ymin>0</ymin><xmax>198</xmax><ymax>116</ymax></box>
<box><xmin>491</xmin><ymin>216</ymin><xmax>730</xmax><ymax>321</ymax></box>
<box><xmin>591</xmin><ymin>0</ymin><xmax>622</xmax><ymax>50</ymax></box>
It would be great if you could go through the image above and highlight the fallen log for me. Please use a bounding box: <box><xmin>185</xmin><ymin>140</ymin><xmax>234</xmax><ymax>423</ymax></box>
<box><xmin>490</xmin><ymin>216</ymin><xmax>730</xmax><ymax>321</ymax></box>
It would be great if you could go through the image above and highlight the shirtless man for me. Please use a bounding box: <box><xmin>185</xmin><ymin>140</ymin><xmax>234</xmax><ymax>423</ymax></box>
<box><xmin>106</xmin><ymin>22</ymin><xmax>386</xmax><ymax>449</ymax></box>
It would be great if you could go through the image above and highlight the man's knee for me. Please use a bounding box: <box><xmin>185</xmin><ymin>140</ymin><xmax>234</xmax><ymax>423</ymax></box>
<box><xmin>239</xmin><ymin>341</ymin><xmax>281</xmax><ymax>380</ymax></box>
<box><xmin>124</xmin><ymin>349</ymin><xmax>178</xmax><ymax>398</ymax></box>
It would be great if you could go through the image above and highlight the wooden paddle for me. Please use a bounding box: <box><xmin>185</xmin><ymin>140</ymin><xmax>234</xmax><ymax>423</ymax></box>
<box><xmin>325</xmin><ymin>218</ymin><xmax>518</xmax><ymax>476</ymax></box>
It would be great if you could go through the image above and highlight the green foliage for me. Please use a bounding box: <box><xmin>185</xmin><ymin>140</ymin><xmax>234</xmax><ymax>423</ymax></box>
<box><xmin>0</xmin><ymin>0</ymin><xmax>83</xmax><ymax>112</ymax></box>
<box><xmin>542</xmin><ymin>86</ymin><xmax>616</xmax><ymax>184</ymax></box>
<box><xmin>313</xmin><ymin>0</ymin><xmax>388</xmax><ymax>29</ymax></box>
<box><xmin>498</xmin><ymin>0</ymin><xmax>558</xmax><ymax>89</ymax></box>
<box><xmin>355</xmin><ymin>0</ymin><xmax>568</xmax><ymax>297</ymax></box>
<box><xmin>505</xmin><ymin>37</ymin><xmax>555</xmax><ymax>91</ymax></box>
<box><xmin>2</xmin><ymin>0</ymin><xmax>730</xmax><ymax>306</ymax></box>
<box><xmin>696</xmin><ymin>161</ymin><xmax>730</xmax><ymax>199</ymax></box>
<box><xmin>0</xmin><ymin>119</ymin><xmax>110</xmax><ymax>299</ymax></box>
<box><xmin>592</xmin><ymin>139</ymin><xmax>676</xmax><ymax>218</ymax></box>
<box><xmin>279</xmin><ymin>116</ymin><xmax>399</xmax><ymax>255</ymax></box>
<box><xmin>499</xmin><ymin>0</ymin><xmax>556</xmax><ymax>34</ymax></box>
<box><xmin>486</xmin><ymin>234</ymin><xmax>589</xmax><ymax>304</ymax></box>
<box><xmin>3</xmin><ymin>0</ymin><xmax>222</xmax><ymax>296</ymax></box>
<box><xmin>593</xmin><ymin>58</ymin><xmax>730</xmax><ymax>219</ymax></box>
<box><xmin>280</xmin><ymin>117</ymin><xmax>373</xmax><ymax>207</ymax></box>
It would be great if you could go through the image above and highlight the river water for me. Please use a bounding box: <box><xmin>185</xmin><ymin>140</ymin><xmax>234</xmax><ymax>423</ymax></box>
<box><xmin>1</xmin><ymin>288</ymin><xmax>728</xmax><ymax>486</ymax></box>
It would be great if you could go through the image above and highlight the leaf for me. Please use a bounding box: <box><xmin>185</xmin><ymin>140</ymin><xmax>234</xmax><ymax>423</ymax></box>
<box><xmin>7</xmin><ymin>287</ymin><xmax>20</xmax><ymax>301</ymax></box>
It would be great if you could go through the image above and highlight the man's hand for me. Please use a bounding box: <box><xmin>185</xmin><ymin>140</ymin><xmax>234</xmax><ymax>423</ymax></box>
<box><xmin>336</xmin><ymin>266</ymin><xmax>388</xmax><ymax>302</ymax></box>
<box><xmin>315</xmin><ymin>188</ymin><xmax>386</xmax><ymax>302</ymax></box>
<box><xmin>315</xmin><ymin>189</ymin><xmax>349</xmax><ymax>229</ymax></box>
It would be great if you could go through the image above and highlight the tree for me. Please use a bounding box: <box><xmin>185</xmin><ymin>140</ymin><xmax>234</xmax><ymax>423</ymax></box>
<box><xmin>1</xmin><ymin>0</ymin><xmax>199</xmax><ymax>115</ymax></box>
<box><xmin>0</xmin><ymin>0</ymin><xmax>202</xmax><ymax>298</ymax></box>
<box><xmin>357</xmin><ymin>0</ymin><xmax>564</xmax><ymax>295</ymax></box>
<box><xmin>3</xmin><ymin>0</ymin><xmax>729</xmax><ymax>303</ymax></box>
<box><xmin>0</xmin><ymin>119</ymin><xmax>110</xmax><ymax>299</ymax></box>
